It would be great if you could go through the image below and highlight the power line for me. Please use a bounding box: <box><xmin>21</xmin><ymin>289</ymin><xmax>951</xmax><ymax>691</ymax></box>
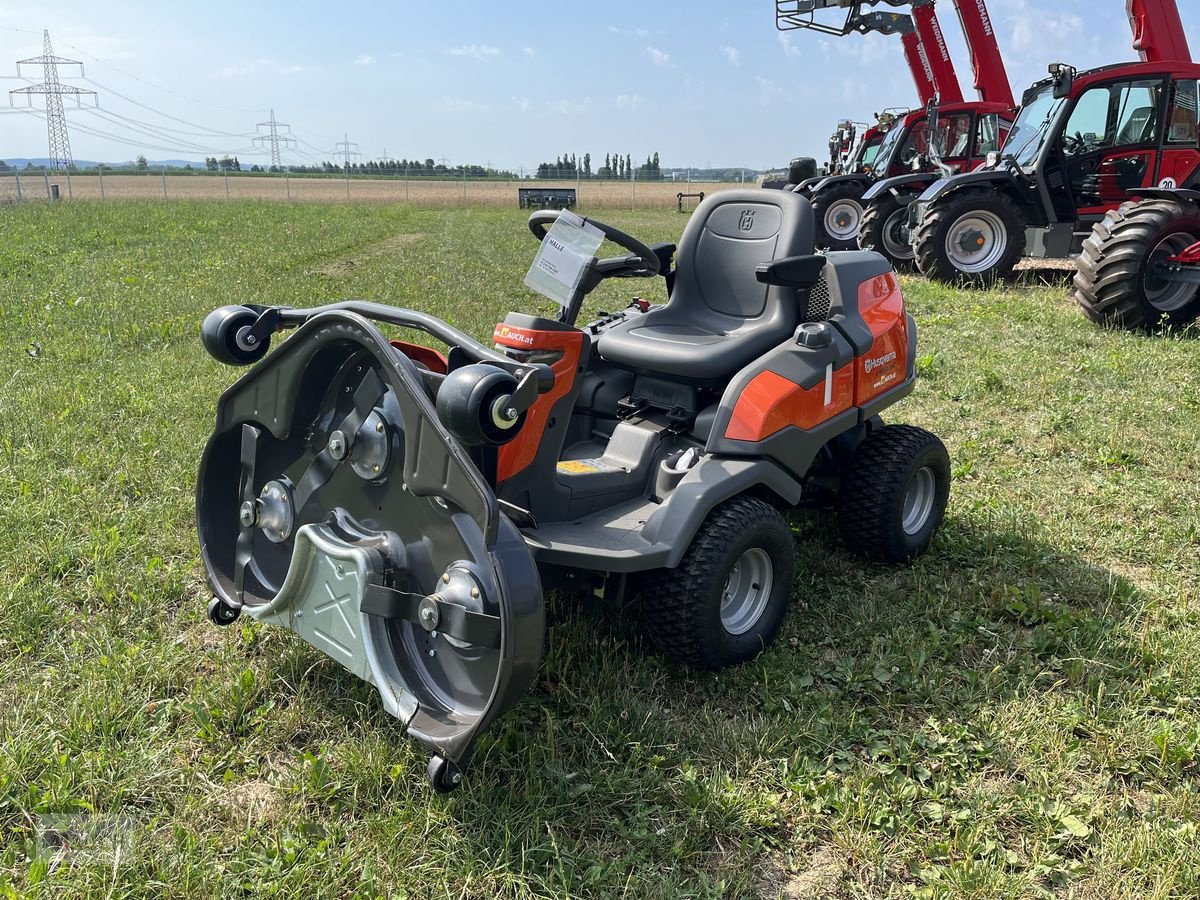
<box><xmin>9</xmin><ymin>30</ymin><xmax>97</xmax><ymax>168</ymax></box>
<box><xmin>253</xmin><ymin>109</ymin><xmax>295</xmax><ymax>169</ymax></box>
<box><xmin>332</xmin><ymin>133</ymin><xmax>360</xmax><ymax>164</ymax></box>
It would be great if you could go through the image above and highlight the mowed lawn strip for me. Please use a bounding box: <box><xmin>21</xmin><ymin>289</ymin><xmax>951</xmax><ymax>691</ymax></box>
<box><xmin>1</xmin><ymin>200</ymin><xmax>1198</xmax><ymax>899</ymax></box>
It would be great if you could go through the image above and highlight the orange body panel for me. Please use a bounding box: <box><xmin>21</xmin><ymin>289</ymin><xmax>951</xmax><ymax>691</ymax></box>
<box><xmin>494</xmin><ymin>324</ymin><xmax>583</xmax><ymax>483</ymax></box>
<box><xmin>855</xmin><ymin>273</ymin><xmax>909</xmax><ymax>406</ymax></box>
<box><xmin>725</xmin><ymin>367</ymin><xmax>854</xmax><ymax>442</ymax></box>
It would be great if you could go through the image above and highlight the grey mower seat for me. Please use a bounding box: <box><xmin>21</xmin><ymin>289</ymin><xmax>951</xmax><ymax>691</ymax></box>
<box><xmin>597</xmin><ymin>189</ymin><xmax>817</xmax><ymax>383</ymax></box>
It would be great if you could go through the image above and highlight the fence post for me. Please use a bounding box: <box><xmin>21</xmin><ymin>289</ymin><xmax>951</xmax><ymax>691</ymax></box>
<box><xmin>97</xmin><ymin>167</ymin><xmax>104</xmax><ymax>199</ymax></box>
<box><xmin>43</xmin><ymin>170</ymin><xmax>51</xmax><ymax>199</ymax></box>
<box><xmin>162</xmin><ymin>168</ymin><xmax>168</xmax><ymax>200</ymax></box>
<box><xmin>631</xmin><ymin>167</ymin><xmax>636</xmax><ymax>211</ymax></box>
<box><xmin>462</xmin><ymin>168</ymin><xmax>467</xmax><ymax>204</ymax></box>
<box><xmin>285</xmin><ymin>168</ymin><xmax>290</xmax><ymax>200</ymax></box>
<box><xmin>66</xmin><ymin>169</ymin><xmax>73</xmax><ymax>199</ymax></box>
<box><xmin>345</xmin><ymin>166</ymin><xmax>350</xmax><ymax>201</ymax></box>
<box><xmin>224</xmin><ymin>168</ymin><xmax>229</xmax><ymax>198</ymax></box>
<box><xmin>14</xmin><ymin>172</ymin><xmax>21</xmax><ymax>201</ymax></box>
<box><xmin>405</xmin><ymin>166</ymin><xmax>409</xmax><ymax>201</ymax></box>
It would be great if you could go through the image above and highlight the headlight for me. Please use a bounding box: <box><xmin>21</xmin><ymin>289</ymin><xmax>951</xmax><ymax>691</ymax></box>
<box><xmin>986</xmin><ymin>151</ymin><xmax>1000</xmax><ymax>169</ymax></box>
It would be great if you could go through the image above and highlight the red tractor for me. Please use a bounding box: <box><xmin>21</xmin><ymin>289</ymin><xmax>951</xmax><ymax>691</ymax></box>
<box><xmin>908</xmin><ymin>0</ymin><xmax>1200</xmax><ymax>290</ymax></box>
<box><xmin>779</xmin><ymin>0</ymin><xmax>1014</xmax><ymax>253</ymax></box>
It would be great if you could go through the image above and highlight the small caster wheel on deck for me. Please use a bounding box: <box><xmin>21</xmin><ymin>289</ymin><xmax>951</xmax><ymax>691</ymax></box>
<box><xmin>207</xmin><ymin>596</ymin><xmax>241</xmax><ymax>626</ymax></box>
<box><xmin>426</xmin><ymin>754</ymin><xmax>463</xmax><ymax>793</ymax></box>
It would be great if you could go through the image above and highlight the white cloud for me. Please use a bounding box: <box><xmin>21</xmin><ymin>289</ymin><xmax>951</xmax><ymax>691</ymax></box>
<box><xmin>720</xmin><ymin>46</ymin><xmax>740</xmax><ymax>67</ymax></box>
<box><xmin>513</xmin><ymin>95</ymin><xmax>531</xmax><ymax>112</ymax></box>
<box><xmin>778</xmin><ymin>32</ymin><xmax>801</xmax><ymax>58</ymax></box>
<box><xmin>645</xmin><ymin>45</ymin><xmax>670</xmax><ymax>66</ymax></box>
<box><xmin>522</xmin><ymin>47</ymin><xmax>535</xmax><ymax>57</ymax></box>
<box><xmin>353</xmin><ymin>54</ymin><xmax>374</xmax><ymax>66</ymax></box>
<box><xmin>609</xmin><ymin>26</ymin><xmax>650</xmax><ymax>37</ymax></box>
<box><xmin>446</xmin><ymin>44</ymin><xmax>500</xmax><ymax>61</ymax></box>
<box><xmin>546</xmin><ymin>98</ymin><xmax>591</xmax><ymax>115</ymax></box>
<box><xmin>615</xmin><ymin>93</ymin><xmax>642</xmax><ymax>111</ymax></box>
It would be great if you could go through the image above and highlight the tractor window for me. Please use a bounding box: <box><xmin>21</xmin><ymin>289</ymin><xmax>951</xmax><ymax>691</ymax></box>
<box><xmin>1168</xmin><ymin>80</ymin><xmax>1199</xmax><ymax>144</ymax></box>
<box><xmin>938</xmin><ymin>114</ymin><xmax>973</xmax><ymax>159</ymax></box>
<box><xmin>975</xmin><ymin>114</ymin><xmax>1001</xmax><ymax>156</ymax></box>
<box><xmin>1063</xmin><ymin>79</ymin><xmax>1164</xmax><ymax>158</ymax></box>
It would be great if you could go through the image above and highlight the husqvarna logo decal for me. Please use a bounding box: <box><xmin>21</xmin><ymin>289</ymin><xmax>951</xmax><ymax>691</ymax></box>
<box><xmin>738</xmin><ymin>209</ymin><xmax>757</xmax><ymax>232</ymax></box>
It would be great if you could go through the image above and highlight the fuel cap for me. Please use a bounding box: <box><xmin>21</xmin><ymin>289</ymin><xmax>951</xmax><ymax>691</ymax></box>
<box><xmin>796</xmin><ymin>322</ymin><xmax>832</xmax><ymax>349</ymax></box>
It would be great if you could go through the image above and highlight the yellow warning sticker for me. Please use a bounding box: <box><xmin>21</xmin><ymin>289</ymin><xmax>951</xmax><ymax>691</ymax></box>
<box><xmin>557</xmin><ymin>459</ymin><xmax>608</xmax><ymax>475</ymax></box>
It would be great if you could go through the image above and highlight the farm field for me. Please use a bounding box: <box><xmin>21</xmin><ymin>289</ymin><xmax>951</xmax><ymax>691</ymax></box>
<box><xmin>0</xmin><ymin>173</ymin><xmax>739</xmax><ymax>208</ymax></box>
<box><xmin>2</xmin><ymin>200</ymin><xmax>1200</xmax><ymax>898</ymax></box>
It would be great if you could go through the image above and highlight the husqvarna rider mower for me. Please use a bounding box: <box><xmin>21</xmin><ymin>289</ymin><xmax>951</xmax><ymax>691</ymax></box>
<box><xmin>196</xmin><ymin>190</ymin><xmax>949</xmax><ymax>790</ymax></box>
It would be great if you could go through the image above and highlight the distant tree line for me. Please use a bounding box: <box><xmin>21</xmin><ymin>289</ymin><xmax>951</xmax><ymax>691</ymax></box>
<box><xmin>536</xmin><ymin>152</ymin><xmax>663</xmax><ymax>180</ymax></box>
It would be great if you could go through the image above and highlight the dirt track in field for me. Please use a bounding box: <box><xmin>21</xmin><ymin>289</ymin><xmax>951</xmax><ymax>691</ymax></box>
<box><xmin>0</xmin><ymin>173</ymin><xmax>746</xmax><ymax>209</ymax></box>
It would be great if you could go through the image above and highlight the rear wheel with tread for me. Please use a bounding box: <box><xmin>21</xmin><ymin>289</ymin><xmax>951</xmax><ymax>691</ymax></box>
<box><xmin>837</xmin><ymin>425</ymin><xmax>950</xmax><ymax>563</ymax></box>
<box><xmin>859</xmin><ymin>193</ymin><xmax>916</xmax><ymax>270</ymax></box>
<box><xmin>1073</xmin><ymin>197</ymin><xmax>1200</xmax><ymax>330</ymax></box>
<box><xmin>914</xmin><ymin>189</ymin><xmax>1025</xmax><ymax>285</ymax></box>
<box><xmin>812</xmin><ymin>182</ymin><xmax>868</xmax><ymax>251</ymax></box>
<box><xmin>640</xmin><ymin>496</ymin><xmax>795</xmax><ymax>670</ymax></box>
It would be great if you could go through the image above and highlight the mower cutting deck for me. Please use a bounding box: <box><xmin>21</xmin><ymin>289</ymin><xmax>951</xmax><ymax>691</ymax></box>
<box><xmin>196</xmin><ymin>191</ymin><xmax>950</xmax><ymax>789</ymax></box>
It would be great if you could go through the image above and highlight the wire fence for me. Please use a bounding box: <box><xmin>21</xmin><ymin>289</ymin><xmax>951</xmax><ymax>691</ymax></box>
<box><xmin>0</xmin><ymin>169</ymin><xmax>756</xmax><ymax>210</ymax></box>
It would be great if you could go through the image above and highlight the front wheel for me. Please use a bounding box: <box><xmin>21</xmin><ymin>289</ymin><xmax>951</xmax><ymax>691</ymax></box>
<box><xmin>859</xmin><ymin>194</ymin><xmax>916</xmax><ymax>270</ymax></box>
<box><xmin>640</xmin><ymin>496</ymin><xmax>795</xmax><ymax>669</ymax></box>
<box><xmin>812</xmin><ymin>182</ymin><xmax>867</xmax><ymax>251</ymax></box>
<box><xmin>913</xmin><ymin>189</ymin><xmax>1026</xmax><ymax>286</ymax></box>
<box><xmin>1073</xmin><ymin>197</ymin><xmax>1200</xmax><ymax>330</ymax></box>
<box><xmin>837</xmin><ymin>425</ymin><xmax>950</xmax><ymax>563</ymax></box>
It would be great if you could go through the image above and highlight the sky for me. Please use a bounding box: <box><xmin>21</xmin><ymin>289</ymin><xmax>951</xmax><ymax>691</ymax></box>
<box><xmin>1</xmin><ymin>1</ymin><xmax>1197</xmax><ymax>171</ymax></box>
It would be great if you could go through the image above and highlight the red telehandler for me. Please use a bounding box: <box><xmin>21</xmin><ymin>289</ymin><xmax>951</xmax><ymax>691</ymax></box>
<box><xmin>777</xmin><ymin>0</ymin><xmax>963</xmax><ymax>247</ymax></box>
<box><xmin>909</xmin><ymin>0</ymin><xmax>1200</xmax><ymax>304</ymax></box>
<box><xmin>779</xmin><ymin>0</ymin><xmax>1014</xmax><ymax>255</ymax></box>
<box><xmin>856</xmin><ymin>0</ymin><xmax>1016</xmax><ymax>267</ymax></box>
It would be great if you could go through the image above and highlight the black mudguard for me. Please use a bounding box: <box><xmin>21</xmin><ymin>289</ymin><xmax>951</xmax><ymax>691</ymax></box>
<box><xmin>810</xmin><ymin>173</ymin><xmax>874</xmax><ymax>196</ymax></box>
<box><xmin>916</xmin><ymin>169</ymin><xmax>1021</xmax><ymax>204</ymax></box>
<box><xmin>196</xmin><ymin>310</ymin><xmax>545</xmax><ymax>771</ymax></box>
<box><xmin>862</xmin><ymin>173</ymin><xmax>939</xmax><ymax>203</ymax></box>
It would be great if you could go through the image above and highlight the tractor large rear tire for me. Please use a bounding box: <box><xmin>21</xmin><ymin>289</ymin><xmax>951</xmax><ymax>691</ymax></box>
<box><xmin>859</xmin><ymin>193</ymin><xmax>916</xmax><ymax>270</ymax></box>
<box><xmin>1073</xmin><ymin>197</ymin><xmax>1200</xmax><ymax>331</ymax></box>
<box><xmin>812</xmin><ymin>182</ymin><xmax>867</xmax><ymax>251</ymax></box>
<box><xmin>914</xmin><ymin>189</ymin><xmax>1026</xmax><ymax>286</ymax></box>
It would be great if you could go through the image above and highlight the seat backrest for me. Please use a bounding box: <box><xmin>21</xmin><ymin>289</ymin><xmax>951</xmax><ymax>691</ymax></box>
<box><xmin>669</xmin><ymin>189</ymin><xmax>816</xmax><ymax>326</ymax></box>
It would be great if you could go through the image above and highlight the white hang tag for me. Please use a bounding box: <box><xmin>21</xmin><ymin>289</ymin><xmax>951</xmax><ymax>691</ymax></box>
<box><xmin>524</xmin><ymin>210</ymin><xmax>605</xmax><ymax>307</ymax></box>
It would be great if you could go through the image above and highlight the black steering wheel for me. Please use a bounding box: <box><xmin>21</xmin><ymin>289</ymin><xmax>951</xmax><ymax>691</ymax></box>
<box><xmin>528</xmin><ymin>211</ymin><xmax>661</xmax><ymax>279</ymax></box>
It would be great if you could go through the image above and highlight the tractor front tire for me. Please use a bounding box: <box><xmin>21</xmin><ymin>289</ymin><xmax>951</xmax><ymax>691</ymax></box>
<box><xmin>859</xmin><ymin>193</ymin><xmax>916</xmax><ymax>270</ymax></box>
<box><xmin>914</xmin><ymin>189</ymin><xmax>1025</xmax><ymax>286</ymax></box>
<box><xmin>640</xmin><ymin>496</ymin><xmax>795</xmax><ymax>670</ymax></box>
<box><xmin>812</xmin><ymin>182</ymin><xmax>867</xmax><ymax>251</ymax></box>
<box><xmin>837</xmin><ymin>425</ymin><xmax>950</xmax><ymax>563</ymax></box>
<box><xmin>1073</xmin><ymin>197</ymin><xmax>1200</xmax><ymax>330</ymax></box>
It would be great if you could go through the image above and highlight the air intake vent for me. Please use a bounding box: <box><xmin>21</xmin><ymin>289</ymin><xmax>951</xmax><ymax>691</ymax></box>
<box><xmin>804</xmin><ymin>276</ymin><xmax>832</xmax><ymax>321</ymax></box>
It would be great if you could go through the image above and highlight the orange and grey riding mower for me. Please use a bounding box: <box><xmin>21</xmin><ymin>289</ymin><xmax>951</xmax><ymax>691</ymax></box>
<box><xmin>195</xmin><ymin>190</ymin><xmax>950</xmax><ymax>791</ymax></box>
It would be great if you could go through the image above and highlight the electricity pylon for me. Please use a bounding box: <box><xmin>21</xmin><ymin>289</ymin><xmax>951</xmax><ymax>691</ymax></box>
<box><xmin>9</xmin><ymin>30</ymin><xmax>97</xmax><ymax>169</ymax></box>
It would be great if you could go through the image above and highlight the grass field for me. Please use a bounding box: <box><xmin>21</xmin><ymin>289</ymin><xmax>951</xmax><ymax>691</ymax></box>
<box><xmin>0</xmin><ymin>174</ymin><xmax>739</xmax><ymax>209</ymax></box>
<box><xmin>1</xmin><ymin>200</ymin><xmax>1199</xmax><ymax>899</ymax></box>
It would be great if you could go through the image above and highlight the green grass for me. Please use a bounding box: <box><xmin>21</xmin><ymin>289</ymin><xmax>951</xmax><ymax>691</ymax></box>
<box><xmin>1</xmin><ymin>200</ymin><xmax>1199</xmax><ymax>899</ymax></box>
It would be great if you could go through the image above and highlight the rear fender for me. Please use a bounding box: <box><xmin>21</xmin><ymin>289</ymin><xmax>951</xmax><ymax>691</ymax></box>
<box><xmin>1129</xmin><ymin>188</ymin><xmax>1200</xmax><ymax>204</ymax></box>
<box><xmin>811</xmin><ymin>173</ymin><xmax>873</xmax><ymax>195</ymax></box>
<box><xmin>862</xmin><ymin>173</ymin><xmax>938</xmax><ymax>203</ymax></box>
<box><xmin>916</xmin><ymin>170</ymin><xmax>1021</xmax><ymax>205</ymax></box>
